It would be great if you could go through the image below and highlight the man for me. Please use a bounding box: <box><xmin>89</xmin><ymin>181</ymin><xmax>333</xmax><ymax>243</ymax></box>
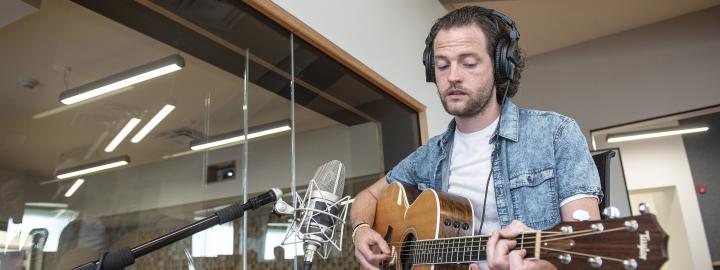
<box><xmin>351</xmin><ymin>6</ymin><xmax>602</xmax><ymax>270</ymax></box>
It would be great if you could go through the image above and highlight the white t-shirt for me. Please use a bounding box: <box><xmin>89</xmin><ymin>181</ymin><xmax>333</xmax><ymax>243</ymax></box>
<box><xmin>448</xmin><ymin>118</ymin><xmax>501</xmax><ymax>237</ymax></box>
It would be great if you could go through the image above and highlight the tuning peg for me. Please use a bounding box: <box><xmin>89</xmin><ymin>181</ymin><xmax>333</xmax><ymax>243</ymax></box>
<box><xmin>588</xmin><ymin>257</ymin><xmax>603</xmax><ymax>268</ymax></box>
<box><xmin>602</xmin><ymin>206</ymin><xmax>620</xmax><ymax>219</ymax></box>
<box><xmin>623</xmin><ymin>259</ymin><xmax>637</xmax><ymax>270</ymax></box>
<box><xmin>638</xmin><ymin>203</ymin><xmax>650</xmax><ymax>214</ymax></box>
<box><xmin>558</xmin><ymin>254</ymin><xmax>571</xmax><ymax>264</ymax></box>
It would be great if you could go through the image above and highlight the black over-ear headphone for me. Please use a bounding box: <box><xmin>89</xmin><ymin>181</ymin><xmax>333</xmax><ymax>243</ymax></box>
<box><xmin>423</xmin><ymin>9</ymin><xmax>520</xmax><ymax>89</ymax></box>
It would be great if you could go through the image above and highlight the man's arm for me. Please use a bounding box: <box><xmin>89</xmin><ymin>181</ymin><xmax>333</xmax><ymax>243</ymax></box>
<box><xmin>350</xmin><ymin>176</ymin><xmax>389</xmax><ymax>228</ymax></box>
<box><xmin>351</xmin><ymin>177</ymin><xmax>391</xmax><ymax>270</ymax></box>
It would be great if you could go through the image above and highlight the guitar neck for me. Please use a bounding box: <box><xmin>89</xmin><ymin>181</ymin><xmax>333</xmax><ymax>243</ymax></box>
<box><xmin>411</xmin><ymin>232</ymin><xmax>539</xmax><ymax>265</ymax></box>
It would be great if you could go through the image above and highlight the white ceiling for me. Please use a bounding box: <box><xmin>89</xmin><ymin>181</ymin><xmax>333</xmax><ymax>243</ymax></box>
<box><xmin>444</xmin><ymin>0</ymin><xmax>720</xmax><ymax>56</ymax></box>
<box><xmin>0</xmin><ymin>0</ymin><xmax>339</xmax><ymax>180</ymax></box>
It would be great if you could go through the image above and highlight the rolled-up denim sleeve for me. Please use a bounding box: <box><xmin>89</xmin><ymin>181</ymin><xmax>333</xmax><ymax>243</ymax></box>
<box><xmin>385</xmin><ymin>146</ymin><xmax>424</xmax><ymax>186</ymax></box>
<box><xmin>554</xmin><ymin>118</ymin><xmax>603</xmax><ymax>203</ymax></box>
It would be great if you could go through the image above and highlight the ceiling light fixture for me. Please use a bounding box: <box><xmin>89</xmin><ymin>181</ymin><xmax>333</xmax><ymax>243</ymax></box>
<box><xmin>131</xmin><ymin>104</ymin><xmax>176</xmax><ymax>143</ymax></box>
<box><xmin>189</xmin><ymin>120</ymin><xmax>291</xmax><ymax>151</ymax></box>
<box><xmin>64</xmin><ymin>179</ymin><xmax>85</xmax><ymax>197</ymax></box>
<box><xmin>59</xmin><ymin>54</ymin><xmax>185</xmax><ymax>105</ymax></box>
<box><xmin>105</xmin><ymin>118</ymin><xmax>141</xmax><ymax>152</ymax></box>
<box><xmin>56</xmin><ymin>155</ymin><xmax>130</xmax><ymax>179</ymax></box>
<box><xmin>607</xmin><ymin>124</ymin><xmax>709</xmax><ymax>143</ymax></box>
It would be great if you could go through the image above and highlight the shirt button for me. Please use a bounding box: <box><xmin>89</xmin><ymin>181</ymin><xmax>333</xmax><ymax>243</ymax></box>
<box><xmin>527</xmin><ymin>175</ymin><xmax>533</xmax><ymax>183</ymax></box>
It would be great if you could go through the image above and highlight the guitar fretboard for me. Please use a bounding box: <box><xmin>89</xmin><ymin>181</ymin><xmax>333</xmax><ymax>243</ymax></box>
<box><xmin>411</xmin><ymin>232</ymin><xmax>536</xmax><ymax>265</ymax></box>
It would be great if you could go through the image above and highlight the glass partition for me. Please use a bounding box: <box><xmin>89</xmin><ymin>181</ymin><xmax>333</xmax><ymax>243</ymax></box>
<box><xmin>0</xmin><ymin>1</ymin><xmax>420</xmax><ymax>269</ymax></box>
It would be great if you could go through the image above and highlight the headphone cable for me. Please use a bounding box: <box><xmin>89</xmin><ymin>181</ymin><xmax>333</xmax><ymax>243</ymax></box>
<box><xmin>477</xmin><ymin>83</ymin><xmax>511</xmax><ymax>235</ymax></box>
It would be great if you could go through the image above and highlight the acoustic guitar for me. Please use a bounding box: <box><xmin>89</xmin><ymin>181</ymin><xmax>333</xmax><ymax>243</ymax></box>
<box><xmin>373</xmin><ymin>182</ymin><xmax>668</xmax><ymax>270</ymax></box>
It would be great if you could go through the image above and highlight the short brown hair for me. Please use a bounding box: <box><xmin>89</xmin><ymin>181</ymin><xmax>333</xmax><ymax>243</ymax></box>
<box><xmin>426</xmin><ymin>6</ymin><xmax>525</xmax><ymax>102</ymax></box>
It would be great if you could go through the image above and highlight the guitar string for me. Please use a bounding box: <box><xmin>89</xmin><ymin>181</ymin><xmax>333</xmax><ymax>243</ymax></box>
<box><xmin>385</xmin><ymin>226</ymin><xmax>610</xmax><ymax>246</ymax></box>
<box><xmin>397</xmin><ymin>242</ymin><xmax>625</xmax><ymax>262</ymax></box>
<box><xmin>392</xmin><ymin>227</ymin><xmax>631</xmax><ymax>260</ymax></box>
<box><xmin>539</xmin><ymin>247</ymin><xmax>625</xmax><ymax>263</ymax></box>
<box><xmin>404</xmin><ymin>246</ymin><xmax>627</xmax><ymax>265</ymax></box>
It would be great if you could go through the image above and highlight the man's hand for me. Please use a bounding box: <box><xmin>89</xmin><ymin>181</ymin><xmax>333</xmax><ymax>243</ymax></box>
<box><xmin>508</xmin><ymin>249</ymin><xmax>556</xmax><ymax>270</ymax></box>
<box><xmin>353</xmin><ymin>226</ymin><xmax>391</xmax><ymax>270</ymax></box>
<box><xmin>486</xmin><ymin>220</ymin><xmax>557</xmax><ymax>270</ymax></box>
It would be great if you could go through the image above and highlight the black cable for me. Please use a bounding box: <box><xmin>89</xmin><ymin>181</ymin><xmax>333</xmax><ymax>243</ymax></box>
<box><xmin>477</xmin><ymin>83</ymin><xmax>510</xmax><ymax>235</ymax></box>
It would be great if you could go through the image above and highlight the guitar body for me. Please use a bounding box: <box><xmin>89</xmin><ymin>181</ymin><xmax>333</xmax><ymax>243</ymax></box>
<box><xmin>374</xmin><ymin>182</ymin><xmax>474</xmax><ymax>270</ymax></box>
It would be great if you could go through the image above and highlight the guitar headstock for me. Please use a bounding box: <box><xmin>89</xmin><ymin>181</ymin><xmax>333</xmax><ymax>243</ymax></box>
<box><xmin>539</xmin><ymin>211</ymin><xmax>668</xmax><ymax>270</ymax></box>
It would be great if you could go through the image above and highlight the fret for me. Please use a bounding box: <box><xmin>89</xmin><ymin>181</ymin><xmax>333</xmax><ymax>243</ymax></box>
<box><xmin>424</xmin><ymin>240</ymin><xmax>428</xmax><ymax>264</ymax></box>
<box><xmin>455</xmin><ymin>239</ymin><xmax>462</xmax><ymax>262</ymax></box>
<box><xmin>451</xmin><ymin>238</ymin><xmax>456</xmax><ymax>263</ymax></box>
<box><xmin>415</xmin><ymin>240</ymin><xmax>419</xmax><ymax>264</ymax></box>
<box><xmin>475</xmin><ymin>237</ymin><xmax>480</xmax><ymax>261</ymax></box>
<box><xmin>464</xmin><ymin>237</ymin><xmax>469</xmax><ymax>262</ymax></box>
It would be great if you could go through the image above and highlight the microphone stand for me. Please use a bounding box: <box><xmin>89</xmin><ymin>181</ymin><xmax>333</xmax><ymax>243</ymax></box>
<box><xmin>73</xmin><ymin>189</ymin><xmax>280</xmax><ymax>270</ymax></box>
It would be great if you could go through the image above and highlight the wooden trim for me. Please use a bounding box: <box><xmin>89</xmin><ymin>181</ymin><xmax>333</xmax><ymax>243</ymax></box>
<box><xmin>418</xmin><ymin>111</ymin><xmax>429</xmax><ymax>145</ymax></box>
<box><xmin>244</xmin><ymin>0</ymin><xmax>429</xmax><ymax>143</ymax></box>
<box><xmin>713</xmin><ymin>261</ymin><xmax>720</xmax><ymax>267</ymax></box>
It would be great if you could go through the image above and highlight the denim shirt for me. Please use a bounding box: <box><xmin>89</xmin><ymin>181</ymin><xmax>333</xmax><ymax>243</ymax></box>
<box><xmin>386</xmin><ymin>100</ymin><xmax>602</xmax><ymax>230</ymax></box>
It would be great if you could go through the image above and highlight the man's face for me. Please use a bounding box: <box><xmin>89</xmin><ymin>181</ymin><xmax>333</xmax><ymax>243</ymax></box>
<box><xmin>433</xmin><ymin>24</ymin><xmax>496</xmax><ymax>117</ymax></box>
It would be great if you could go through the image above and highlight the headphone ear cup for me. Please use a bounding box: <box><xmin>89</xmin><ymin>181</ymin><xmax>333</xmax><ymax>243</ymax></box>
<box><xmin>494</xmin><ymin>38</ymin><xmax>509</xmax><ymax>87</ymax></box>
<box><xmin>423</xmin><ymin>44</ymin><xmax>435</xmax><ymax>83</ymax></box>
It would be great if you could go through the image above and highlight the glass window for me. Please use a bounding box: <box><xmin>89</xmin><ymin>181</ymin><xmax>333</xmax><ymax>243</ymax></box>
<box><xmin>0</xmin><ymin>0</ymin><xmax>420</xmax><ymax>269</ymax></box>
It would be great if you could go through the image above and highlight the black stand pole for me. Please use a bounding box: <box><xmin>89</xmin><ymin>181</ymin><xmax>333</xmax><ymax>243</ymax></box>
<box><xmin>73</xmin><ymin>189</ymin><xmax>279</xmax><ymax>270</ymax></box>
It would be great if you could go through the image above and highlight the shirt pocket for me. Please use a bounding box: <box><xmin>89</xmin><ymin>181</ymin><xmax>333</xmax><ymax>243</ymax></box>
<box><xmin>508</xmin><ymin>167</ymin><xmax>560</xmax><ymax>227</ymax></box>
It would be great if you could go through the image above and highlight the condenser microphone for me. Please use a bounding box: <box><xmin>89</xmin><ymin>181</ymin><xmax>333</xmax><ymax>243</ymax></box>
<box><xmin>301</xmin><ymin>160</ymin><xmax>345</xmax><ymax>262</ymax></box>
<box><xmin>278</xmin><ymin>160</ymin><xmax>351</xmax><ymax>270</ymax></box>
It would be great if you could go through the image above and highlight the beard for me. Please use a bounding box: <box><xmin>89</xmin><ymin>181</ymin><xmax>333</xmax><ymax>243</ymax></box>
<box><xmin>439</xmin><ymin>80</ymin><xmax>494</xmax><ymax>117</ymax></box>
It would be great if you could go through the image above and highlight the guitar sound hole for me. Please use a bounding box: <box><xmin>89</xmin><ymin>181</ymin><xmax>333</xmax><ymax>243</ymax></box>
<box><xmin>400</xmin><ymin>234</ymin><xmax>417</xmax><ymax>270</ymax></box>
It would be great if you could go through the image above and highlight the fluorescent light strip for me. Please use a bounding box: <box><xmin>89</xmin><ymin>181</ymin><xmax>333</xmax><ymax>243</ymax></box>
<box><xmin>131</xmin><ymin>105</ymin><xmax>175</xmax><ymax>143</ymax></box>
<box><xmin>25</xmin><ymin>202</ymin><xmax>68</xmax><ymax>208</ymax></box>
<box><xmin>64</xmin><ymin>179</ymin><xmax>85</xmax><ymax>197</ymax></box>
<box><xmin>59</xmin><ymin>55</ymin><xmax>185</xmax><ymax>105</ymax></box>
<box><xmin>607</xmin><ymin>126</ymin><xmax>709</xmax><ymax>143</ymax></box>
<box><xmin>56</xmin><ymin>156</ymin><xmax>130</xmax><ymax>179</ymax></box>
<box><xmin>105</xmin><ymin>118</ymin><xmax>141</xmax><ymax>152</ymax></box>
<box><xmin>190</xmin><ymin>123</ymin><xmax>291</xmax><ymax>151</ymax></box>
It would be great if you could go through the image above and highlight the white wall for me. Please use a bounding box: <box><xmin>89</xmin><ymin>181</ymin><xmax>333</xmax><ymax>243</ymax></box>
<box><xmin>271</xmin><ymin>0</ymin><xmax>452</xmax><ymax>138</ymax></box>
<box><xmin>513</xmin><ymin>6</ymin><xmax>720</xmax><ymax>140</ymax></box>
<box><xmin>78</xmin><ymin>122</ymin><xmax>382</xmax><ymax>218</ymax></box>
